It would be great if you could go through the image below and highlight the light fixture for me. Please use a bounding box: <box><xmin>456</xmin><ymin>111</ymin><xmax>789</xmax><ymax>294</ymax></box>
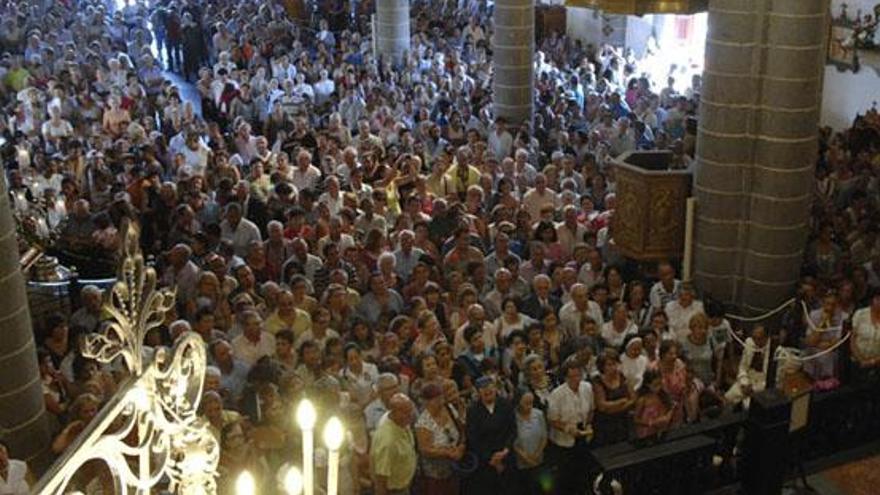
<box><xmin>323</xmin><ymin>417</ymin><xmax>344</xmax><ymax>451</ymax></box>
<box><xmin>323</xmin><ymin>417</ymin><xmax>344</xmax><ymax>495</ymax></box>
<box><xmin>236</xmin><ymin>470</ymin><xmax>255</xmax><ymax>495</ymax></box>
<box><xmin>296</xmin><ymin>399</ymin><xmax>317</xmax><ymax>495</ymax></box>
<box><xmin>284</xmin><ymin>466</ymin><xmax>304</xmax><ymax>495</ymax></box>
<box><xmin>296</xmin><ymin>399</ymin><xmax>317</xmax><ymax>430</ymax></box>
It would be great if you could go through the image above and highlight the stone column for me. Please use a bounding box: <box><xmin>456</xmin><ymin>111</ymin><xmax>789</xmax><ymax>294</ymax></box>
<box><xmin>493</xmin><ymin>0</ymin><xmax>535</xmax><ymax>125</ymax></box>
<box><xmin>694</xmin><ymin>0</ymin><xmax>827</xmax><ymax>312</ymax></box>
<box><xmin>0</xmin><ymin>173</ymin><xmax>50</xmax><ymax>462</ymax></box>
<box><xmin>375</xmin><ymin>0</ymin><xmax>410</xmax><ymax>65</ymax></box>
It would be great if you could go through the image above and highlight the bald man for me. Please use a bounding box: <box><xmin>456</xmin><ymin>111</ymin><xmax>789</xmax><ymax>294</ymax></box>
<box><xmin>371</xmin><ymin>393</ymin><xmax>417</xmax><ymax>495</ymax></box>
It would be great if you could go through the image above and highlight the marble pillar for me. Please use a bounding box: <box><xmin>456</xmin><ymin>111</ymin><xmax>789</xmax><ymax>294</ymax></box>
<box><xmin>694</xmin><ymin>0</ymin><xmax>827</xmax><ymax>312</ymax></box>
<box><xmin>375</xmin><ymin>0</ymin><xmax>411</xmax><ymax>65</ymax></box>
<box><xmin>493</xmin><ymin>0</ymin><xmax>535</xmax><ymax>125</ymax></box>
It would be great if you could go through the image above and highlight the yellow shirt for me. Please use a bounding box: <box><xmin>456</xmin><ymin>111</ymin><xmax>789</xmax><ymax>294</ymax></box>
<box><xmin>371</xmin><ymin>413</ymin><xmax>417</xmax><ymax>490</ymax></box>
<box><xmin>208</xmin><ymin>409</ymin><xmax>242</xmax><ymax>441</ymax></box>
<box><xmin>264</xmin><ymin>309</ymin><xmax>312</xmax><ymax>338</ymax></box>
<box><xmin>444</xmin><ymin>164</ymin><xmax>481</xmax><ymax>195</ymax></box>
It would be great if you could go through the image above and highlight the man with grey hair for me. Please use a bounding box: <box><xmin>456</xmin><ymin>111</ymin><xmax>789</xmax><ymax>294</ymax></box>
<box><xmin>162</xmin><ymin>243</ymin><xmax>199</xmax><ymax>303</ymax></box>
<box><xmin>453</xmin><ymin>303</ymin><xmax>497</xmax><ymax>357</ymax></box>
<box><xmin>168</xmin><ymin>319</ymin><xmax>192</xmax><ymax>342</ymax></box>
<box><xmin>482</xmin><ymin>268</ymin><xmax>515</xmax><ymax>320</ymax></box>
<box><xmin>364</xmin><ymin>372</ymin><xmax>401</xmax><ymax>433</ymax></box>
<box><xmin>559</xmin><ymin>283</ymin><xmax>604</xmax><ymax>340</ymax></box>
<box><xmin>522</xmin><ymin>274</ymin><xmax>561</xmax><ymax>320</ymax></box>
<box><xmin>71</xmin><ymin>285</ymin><xmax>103</xmax><ymax>332</ymax></box>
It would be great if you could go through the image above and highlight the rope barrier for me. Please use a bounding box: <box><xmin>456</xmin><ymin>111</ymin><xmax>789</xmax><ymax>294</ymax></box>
<box><xmin>724</xmin><ymin>297</ymin><xmax>796</xmax><ymax>322</ymax></box>
<box><xmin>774</xmin><ymin>332</ymin><xmax>851</xmax><ymax>363</ymax></box>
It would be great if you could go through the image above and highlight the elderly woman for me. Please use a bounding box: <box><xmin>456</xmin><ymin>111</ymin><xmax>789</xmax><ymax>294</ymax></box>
<box><xmin>520</xmin><ymin>354</ymin><xmax>554</xmax><ymax>412</ymax></box>
<box><xmin>416</xmin><ymin>383</ymin><xmax>465</xmax><ymax>495</ymax></box>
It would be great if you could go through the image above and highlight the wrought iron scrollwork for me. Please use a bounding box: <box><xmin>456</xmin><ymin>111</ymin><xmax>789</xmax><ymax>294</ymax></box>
<box><xmin>35</xmin><ymin>222</ymin><xmax>218</xmax><ymax>495</ymax></box>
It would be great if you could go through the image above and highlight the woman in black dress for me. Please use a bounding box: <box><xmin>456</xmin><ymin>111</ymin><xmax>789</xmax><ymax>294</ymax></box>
<box><xmin>591</xmin><ymin>349</ymin><xmax>636</xmax><ymax>446</ymax></box>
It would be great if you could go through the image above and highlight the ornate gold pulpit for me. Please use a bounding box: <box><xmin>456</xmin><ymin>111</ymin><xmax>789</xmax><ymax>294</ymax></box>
<box><xmin>612</xmin><ymin>151</ymin><xmax>691</xmax><ymax>260</ymax></box>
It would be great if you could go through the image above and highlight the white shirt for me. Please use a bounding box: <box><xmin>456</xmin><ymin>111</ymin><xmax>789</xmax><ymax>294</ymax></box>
<box><xmin>314</xmin><ymin>79</ymin><xmax>335</xmax><ymax>104</ymax></box>
<box><xmin>559</xmin><ymin>300</ymin><xmax>604</xmax><ymax>340</ymax></box>
<box><xmin>649</xmin><ymin>279</ymin><xmax>681</xmax><ymax>312</ymax></box>
<box><xmin>852</xmin><ymin>307</ymin><xmax>880</xmax><ymax>360</ymax></box>
<box><xmin>291</xmin><ymin>165</ymin><xmax>322</xmax><ymax>191</ymax></box>
<box><xmin>221</xmin><ymin>218</ymin><xmax>262</xmax><ymax>257</ymax></box>
<box><xmin>343</xmin><ymin>362</ymin><xmax>380</xmax><ymax>405</ymax></box>
<box><xmin>0</xmin><ymin>459</ymin><xmax>29</xmax><ymax>495</ymax></box>
<box><xmin>232</xmin><ymin>332</ymin><xmax>277</xmax><ymax>367</ymax></box>
<box><xmin>488</xmin><ymin>129</ymin><xmax>513</xmax><ymax>160</ymax></box>
<box><xmin>548</xmin><ymin>381</ymin><xmax>594</xmax><ymax>447</ymax></box>
<box><xmin>600</xmin><ymin>320</ymin><xmax>639</xmax><ymax>349</ymax></box>
<box><xmin>182</xmin><ymin>142</ymin><xmax>211</xmax><ymax>176</ymax></box>
<box><xmin>620</xmin><ymin>353</ymin><xmax>648</xmax><ymax>390</ymax></box>
<box><xmin>665</xmin><ymin>299</ymin><xmax>705</xmax><ymax>341</ymax></box>
<box><xmin>453</xmin><ymin>321</ymin><xmax>498</xmax><ymax>357</ymax></box>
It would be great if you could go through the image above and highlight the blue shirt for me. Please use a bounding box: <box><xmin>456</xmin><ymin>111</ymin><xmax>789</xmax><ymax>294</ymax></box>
<box><xmin>356</xmin><ymin>290</ymin><xmax>405</xmax><ymax>326</ymax></box>
<box><xmin>515</xmin><ymin>408</ymin><xmax>547</xmax><ymax>468</ymax></box>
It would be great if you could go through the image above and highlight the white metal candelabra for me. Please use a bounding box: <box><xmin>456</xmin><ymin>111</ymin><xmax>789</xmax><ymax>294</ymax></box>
<box><xmin>238</xmin><ymin>399</ymin><xmax>345</xmax><ymax>495</ymax></box>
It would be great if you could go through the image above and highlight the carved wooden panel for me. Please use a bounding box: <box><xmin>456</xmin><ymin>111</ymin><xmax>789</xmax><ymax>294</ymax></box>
<box><xmin>612</xmin><ymin>152</ymin><xmax>691</xmax><ymax>260</ymax></box>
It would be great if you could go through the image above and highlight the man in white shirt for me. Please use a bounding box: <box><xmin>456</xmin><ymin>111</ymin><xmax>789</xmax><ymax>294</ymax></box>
<box><xmin>220</xmin><ymin>202</ymin><xmax>262</xmax><ymax>258</ymax></box>
<box><xmin>313</xmin><ymin>70</ymin><xmax>336</xmax><ymax>106</ymax></box>
<box><xmin>556</xmin><ymin>205</ymin><xmax>589</xmax><ymax>260</ymax></box>
<box><xmin>650</xmin><ymin>261</ymin><xmax>681</xmax><ymax>312</ymax></box>
<box><xmin>453</xmin><ymin>304</ymin><xmax>498</xmax><ymax>357</ymax></box>
<box><xmin>559</xmin><ymin>284</ymin><xmax>604</xmax><ymax>340</ymax></box>
<box><xmin>488</xmin><ymin>118</ymin><xmax>513</xmax><ymax>160</ymax></box>
<box><xmin>231</xmin><ymin>310</ymin><xmax>276</xmax><ymax>367</ymax></box>
<box><xmin>547</xmin><ymin>358</ymin><xmax>594</xmax><ymax>494</ymax></box>
<box><xmin>522</xmin><ymin>173</ymin><xmax>559</xmax><ymax>221</ymax></box>
<box><xmin>291</xmin><ymin>149</ymin><xmax>322</xmax><ymax>191</ymax></box>
<box><xmin>664</xmin><ymin>283</ymin><xmax>704</xmax><ymax>341</ymax></box>
<box><xmin>181</xmin><ymin>131</ymin><xmax>212</xmax><ymax>176</ymax></box>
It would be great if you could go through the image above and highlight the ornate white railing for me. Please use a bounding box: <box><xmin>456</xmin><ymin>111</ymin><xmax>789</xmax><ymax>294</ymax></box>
<box><xmin>32</xmin><ymin>223</ymin><xmax>219</xmax><ymax>494</ymax></box>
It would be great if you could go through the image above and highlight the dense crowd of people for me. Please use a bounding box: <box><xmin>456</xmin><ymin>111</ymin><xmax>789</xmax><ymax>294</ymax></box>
<box><xmin>2</xmin><ymin>0</ymin><xmax>880</xmax><ymax>494</ymax></box>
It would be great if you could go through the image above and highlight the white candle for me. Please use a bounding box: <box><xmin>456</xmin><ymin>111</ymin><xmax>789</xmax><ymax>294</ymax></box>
<box><xmin>323</xmin><ymin>417</ymin><xmax>344</xmax><ymax>495</ymax></box>
<box><xmin>296</xmin><ymin>400</ymin><xmax>317</xmax><ymax>495</ymax></box>
<box><xmin>236</xmin><ymin>470</ymin><xmax>255</xmax><ymax>495</ymax></box>
<box><xmin>284</xmin><ymin>466</ymin><xmax>303</xmax><ymax>495</ymax></box>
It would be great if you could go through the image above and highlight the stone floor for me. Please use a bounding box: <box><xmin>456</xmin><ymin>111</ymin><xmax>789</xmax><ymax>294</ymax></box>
<box><xmin>810</xmin><ymin>454</ymin><xmax>880</xmax><ymax>495</ymax></box>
